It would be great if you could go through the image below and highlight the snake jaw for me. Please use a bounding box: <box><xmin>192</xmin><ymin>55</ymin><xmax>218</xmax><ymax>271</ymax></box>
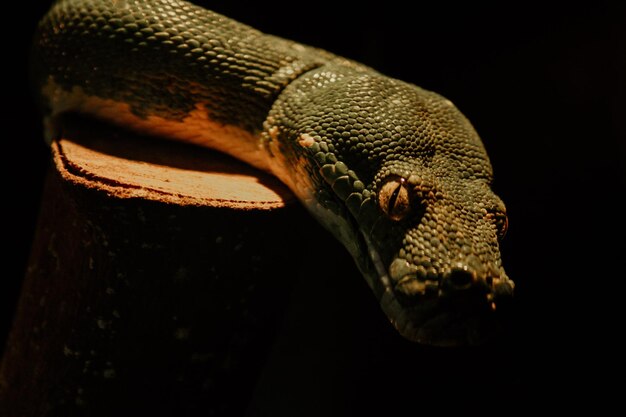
<box><xmin>377</xmin><ymin>254</ymin><xmax>515</xmax><ymax>346</ymax></box>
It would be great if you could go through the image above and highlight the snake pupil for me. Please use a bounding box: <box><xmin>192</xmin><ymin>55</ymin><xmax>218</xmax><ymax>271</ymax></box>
<box><xmin>497</xmin><ymin>214</ymin><xmax>508</xmax><ymax>240</ymax></box>
<box><xmin>388</xmin><ymin>183</ymin><xmax>402</xmax><ymax>215</ymax></box>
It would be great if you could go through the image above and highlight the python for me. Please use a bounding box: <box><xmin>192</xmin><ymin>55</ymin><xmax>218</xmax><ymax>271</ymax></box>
<box><xmin>33</xmin><ymin>0</ymin><xmax>514</xmax><ymax>346</ymax></box>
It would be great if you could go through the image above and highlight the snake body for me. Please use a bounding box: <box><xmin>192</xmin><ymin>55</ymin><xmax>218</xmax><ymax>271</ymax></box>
<box><xmin>33</xmin><ymin>0</ymin><xmax>514</xmax><ymax>346</ymax></box>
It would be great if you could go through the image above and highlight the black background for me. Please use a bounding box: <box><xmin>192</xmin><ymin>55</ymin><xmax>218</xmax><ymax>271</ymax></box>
<box><xmin>5</xmin><ymin>0</ymin><xmax>624</xmax><ymax>414</ymax></box>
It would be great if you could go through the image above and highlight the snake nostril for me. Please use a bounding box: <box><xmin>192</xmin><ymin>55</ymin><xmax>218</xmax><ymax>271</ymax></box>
<box><xmin>446</xmin><ymin>268</ymin><xmax>474</xmax><ymax>290</ymax></box>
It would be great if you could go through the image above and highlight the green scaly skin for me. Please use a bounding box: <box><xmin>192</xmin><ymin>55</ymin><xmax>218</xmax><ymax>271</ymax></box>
<box><xmin>33</xmin><ymin>0</ymin><xmax>514</xmax><ymax>346</ymax></box>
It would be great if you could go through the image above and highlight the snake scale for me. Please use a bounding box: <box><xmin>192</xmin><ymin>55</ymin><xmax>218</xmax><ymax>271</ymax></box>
<box><xmin>33</xmin><ymin>0</ymin><xmax>514</xmax><ymax>346</ymax></box>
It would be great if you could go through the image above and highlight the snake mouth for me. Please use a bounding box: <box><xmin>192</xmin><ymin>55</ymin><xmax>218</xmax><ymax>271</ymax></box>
<box><xmin>369</xmin><ymin>254</ymin><xmax>514</xmax><ymax>346</ymax></box>
<box><xmin>350</xmin><ymin>232</ymin><xmax>497</xmax><ymax>346</ymax></box>
<box><xmin>380</xmin><ymin>290</ymin><xmax>507</xmax><ymax>346</ymax></box>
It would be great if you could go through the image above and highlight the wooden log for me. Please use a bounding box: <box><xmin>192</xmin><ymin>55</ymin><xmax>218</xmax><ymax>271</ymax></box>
<box><xmin>0</xmin><ymin>115</ymin><xmax>316</xmax><ymax>416</ymax></box>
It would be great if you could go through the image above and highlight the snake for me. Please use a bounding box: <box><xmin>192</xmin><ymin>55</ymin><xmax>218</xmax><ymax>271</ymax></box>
<box><xmin>32</xmin><ymin>0</ymin><xmax>515</xmax><ymax>346</ymax></box>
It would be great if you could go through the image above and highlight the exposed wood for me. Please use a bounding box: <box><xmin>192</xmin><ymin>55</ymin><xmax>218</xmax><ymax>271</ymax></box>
<box><xmin>53</xmin><ymin>115</ymin><xmax>294</xmax><ymax>209</ymax></box>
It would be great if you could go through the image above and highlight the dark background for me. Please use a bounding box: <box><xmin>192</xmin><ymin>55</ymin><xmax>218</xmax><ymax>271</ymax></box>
<box><xmin>5</xmin><ymin>0</ymin><xmax>624</xmax><ymax>414</ymax></box>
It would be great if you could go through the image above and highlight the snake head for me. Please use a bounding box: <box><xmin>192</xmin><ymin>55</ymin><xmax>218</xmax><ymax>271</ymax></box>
<box><xmin>265</xmin><ymin>67</ymin><xmax>514</xmax><ymax>346</ymax></box>
<box><xmin>371</xmin><ymin>171</ymin><xmax>514</xmax><ymax>346</ymax></box>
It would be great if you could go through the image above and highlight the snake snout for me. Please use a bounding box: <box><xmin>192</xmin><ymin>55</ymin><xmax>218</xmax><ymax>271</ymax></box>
<box><xmin>384</xmin><ymin>256</ymin><xmax>514</xmax><ymax>345</ymax></box>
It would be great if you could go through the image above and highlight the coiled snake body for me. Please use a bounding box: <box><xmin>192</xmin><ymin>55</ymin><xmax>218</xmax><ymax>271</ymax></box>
<box><xmin>33</xmin><ymin>0</ymin><xmax>514</xmax><ymax>346</ymax></box>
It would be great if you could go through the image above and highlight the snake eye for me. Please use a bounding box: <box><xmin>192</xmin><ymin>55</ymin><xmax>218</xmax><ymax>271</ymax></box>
<box><xmin>487</xmin><ymin>209</ymin><xmax>508</xmax><ymax>241</ymax></box>
<box><xmin>487</xmin><ymin>198</ymin><xmax>508</xmax><ymax>241</ymax></box>
<box><xmin>379</xmin><ymin>178</ymin><xmax>411</xmax><ymax>221</ymax></box>
<box><xmin>495</xmin><ymin>212</ymin><xmax>508</xmax><ymax>240</ymax></box>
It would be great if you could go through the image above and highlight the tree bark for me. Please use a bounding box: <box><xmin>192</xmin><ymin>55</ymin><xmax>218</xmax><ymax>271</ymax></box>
<box><xmin>0</xmin><ymin>115</ymin><xmax>313</xmax><ymax>417</ymax></box>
